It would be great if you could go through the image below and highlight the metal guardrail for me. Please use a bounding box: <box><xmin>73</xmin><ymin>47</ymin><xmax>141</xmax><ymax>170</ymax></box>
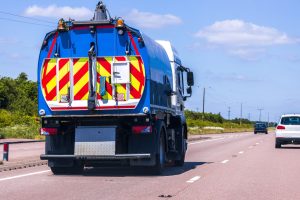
<box><xmin>0</xmin><ymin>140</ymin><xmax>45</xmax><ymax>145</ymax></box>
<box><xmin>0</xmin><ymin>140</ymin><xmax>45</xmax><ymax>161</ymax></box>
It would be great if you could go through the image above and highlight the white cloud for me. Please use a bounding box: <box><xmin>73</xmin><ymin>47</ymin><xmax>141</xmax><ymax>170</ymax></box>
<box><xmin>125</xmin><ymin>9</ymin><xmax>182</xmax><ymax>29</ymax></box>
<box><xmin>24</xmin><ymin>5</ymin><xmax>93</xmax><ymax>20</ymax></box>
<box><xmin>195</xmin><ymin>19</ymin><xmax>297</xmax><ymax>60</ymax></box>
<box><xmin>196</xmin><ymin>19</ymin><xmax>294</xmax><ymax>47</ymax></box>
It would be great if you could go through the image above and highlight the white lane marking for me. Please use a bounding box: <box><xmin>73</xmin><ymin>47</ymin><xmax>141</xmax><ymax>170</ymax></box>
<box><xmin>189</xmin><ymin>137</ymin><xmax>225</xmax><ymax>145</ymax></box>
<box><xmin>256</xmin><ymin>143</ymin><xmax>260</xmax><ymax>145</ymax></box>
<box><xmin>238</xmin><ymin>151</ymin><xmax>244</xmax><ymax>154</ymax></box>
<box><xmin>186</xmin><ymin>176</ymin><xmax>201</xmax><ymax>183</ymax></box>
<box><xmin>0</xmin><ymin>170</ymin><xmax>50</xmax><ymax>182</ymax></box>
<box><xmin>221</xmin><ymin>160</ymin><xmax>229</xmax><ymax>164</ymax></box>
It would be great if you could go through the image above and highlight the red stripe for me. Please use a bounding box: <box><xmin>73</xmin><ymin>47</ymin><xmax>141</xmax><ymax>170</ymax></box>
<box><xmin>74</xmin><ymin>82</ymin><xmax>89</xmax><ymax>100</ymax></box>
<box><xmin>73</xmin><ymin>58</ymin><xmax>79</xmax><ymax>66</ymax></box>
<box><xmin>47</xmin><ymin>86</ymin><xmax>57</xmax><ymax>101</ymax></box>
<box><xmin>41</xmin><ymin>59</ymin><xmax>50</xmax><ymax>96</ymax></box>
<box><xmin>50</xmin><ymin>105</ymin><xmax>136</xmax><ymax>111</ymax></box>
<box><xmin>106</xmin><ymin>80</ymin><xmax>112</xmax><ymax>96</ymax></box>
<box><xmin>73</xmin><ymin>62</ymin><xmax>88</xmax><ymax>85</ymax></box>
<box><xmin>96</xmin><ymin>25</ymin><xmax>115</xmax><ymax>29</ymax></box>
<box><xmin>71</xmin><ymin>25</ymin><xmax>115</xmax><ymax>31</ymax></box>
<box><xmin>128</xmin><ymin>32</ymin><xmax>140</xmax><ymax>56</ymax></box>
<box><xmin>59</xmin><ymin>72</ymin><xmax>70</xmax><ymax>91</ymax></box>
<box><xmin>59</xmin><ymin>59</ymin><xmax>69</xmax><ymax>70</ymax></box>
<box><xmin>42</xmin><ymin>65</ymin><xmax>57</xmax><ymax>86</ymax></box>
<box><xmin>72</xmin><ymin>26</ymin><xmax>90</xmax><ymax>30</ymax></box>
<box><xmin>47</xmin><ymin>32</ymin><xmax>58</xmax><ymax>58</ymax></box>
<box><xmin>98</xmin><ymin>58</ymin><xmax>111</xmax><ymax>74</ymax></box>
<box><xmin>115</xmin><ymin>56</ymin><xmax>126</xmax><ymax>61</ymax></box>
<box><xmin>130</xmin><ymin>85</ymin><xmax>141</xmax><ymax>99</ymax></box>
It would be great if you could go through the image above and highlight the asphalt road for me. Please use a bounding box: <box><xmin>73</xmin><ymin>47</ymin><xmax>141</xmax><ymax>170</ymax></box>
<box><xmin>0</xmin><ymin>132</ymin><xmax>299</xmax><ymax>200</ymax></box>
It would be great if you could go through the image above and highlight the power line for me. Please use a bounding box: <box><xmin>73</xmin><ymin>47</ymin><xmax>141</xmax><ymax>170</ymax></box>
<box><xmin>0</xmin><ymin>10</ymin><xmax>55</xmax><ymax>24</ymax></box>
<box><xmin>0</xmin><ymin>17</ymin><xmax>53</xmax><ymax>27</ymax></box>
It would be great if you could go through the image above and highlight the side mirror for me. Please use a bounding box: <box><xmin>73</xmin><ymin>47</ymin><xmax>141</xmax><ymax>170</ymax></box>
<box><xmin>187</xmin><ymin>72</ymin><xmax>194</xmax><ymax>86</ymax></box>
<box><xmin>187</xmin><ymin>86</ymin><xmax>192</xmax><ymax>96</ymax></box>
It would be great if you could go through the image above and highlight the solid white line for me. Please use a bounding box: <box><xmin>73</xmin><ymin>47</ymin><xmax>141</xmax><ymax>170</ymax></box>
<box><xmin>0</xmin><ymin>170</ymin><xmax>50</xmax><ymax>182</ymax></box>
<box><xmin>238</xmin><ymin>151</ymin><xmax>244</xmax><ymax>154</ymax></box>
<box><xmin>186</xmin><ymin>176</ymin><xmax>201</xmax><ymax>183</ymax></box>
<box><xmin>221</xmin><ymin>160</ymin><xmax>229</xmax><ymax>164</ymax></box>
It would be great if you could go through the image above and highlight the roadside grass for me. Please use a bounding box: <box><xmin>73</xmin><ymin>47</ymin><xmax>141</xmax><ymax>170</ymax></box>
<box><xmin>0</xmin><ymin>124</ymin><xmax>42</xmax><ymax>140</ymax></box>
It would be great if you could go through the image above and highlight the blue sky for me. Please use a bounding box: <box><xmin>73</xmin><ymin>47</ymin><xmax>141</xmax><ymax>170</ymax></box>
<box><xmin>1</xmin><ymin>0</ymin><xmax>300</xmax><ymax>122</ymax></box>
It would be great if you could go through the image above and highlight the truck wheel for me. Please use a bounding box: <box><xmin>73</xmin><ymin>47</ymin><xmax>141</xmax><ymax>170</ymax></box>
<box><xmin>254</xmin><ymin>132</ymin><xmax>257</xmax><ymax>134</ymax></box>
<box><xmin>175</xmin><ymin>127</ymin><xmax>186</xmax><ymax>167</ymax></box>
<box><xmin>152</xmin><ymin>132</ymin><xmax>166</xmax><ymax>174</ymax></box>
<box><xmin>174</xmin><ymin>148</ymin><xmax>185</xmax><ymax>166</ymax></box>
<box><xmin>265</xmin><ymin>131</ymin><xmax>268</xmax><ymax>134</ymax></box>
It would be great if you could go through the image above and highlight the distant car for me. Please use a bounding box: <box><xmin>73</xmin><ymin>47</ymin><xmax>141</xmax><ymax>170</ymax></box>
<box><xmin>254</xmin><ymin>122</ymin><xmax>268</xmax><ymax>134</ymax></box>
<box><xmin>275</xmin><ymin>114</ymin><xmax>300</xmax><ymax>148</ymax></box>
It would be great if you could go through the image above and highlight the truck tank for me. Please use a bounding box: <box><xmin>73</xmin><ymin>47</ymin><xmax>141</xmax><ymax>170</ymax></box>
<box><xmin>37</xmin><ymin>13</ymin><xmax>172</xmax><ymax>117</ymax></box>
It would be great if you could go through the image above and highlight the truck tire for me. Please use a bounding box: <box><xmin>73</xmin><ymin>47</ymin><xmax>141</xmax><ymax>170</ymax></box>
<box><xmin>175</xmin><ymin>127</ymin><xmax>186</xmax><ymax>167</ymax></box>
<box><xmin>51</xmin><ymin>163</ymin><xmax>84</xmax><ymax>175</ymax></box>
<box><xmin>152</xmin><ymin>132</ymin><xmax>166</xmax><ymax>175</ymax></box>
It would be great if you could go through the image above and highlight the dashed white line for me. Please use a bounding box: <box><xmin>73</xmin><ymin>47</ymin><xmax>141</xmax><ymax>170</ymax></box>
<box><xmin>0</xmin><ymin>170</ymin><xmax>51</xmax><ymax>182</ymax></box>
<box><xmin>238</xmin><ymin>151</ymin><xmax>244</xmax><ymax>154</ymax></box>
<box><xmin>189</xmin><ymin>137</ymin><xmax>226</xmax><ymax>145</ymax></box>
<box><xmin>221</xmin><ymin>160</ymin><xmax>229</xmax><ymax>164</ymax></box>
<box><xmin>187</xmin><ymin>176</ymin><xmax>201</xmax><ymax>183</ymax></box>
<box><xmin>256</xmin><ymin>143</ymin><xmax>260</xmax><ymax>145</ymax></box>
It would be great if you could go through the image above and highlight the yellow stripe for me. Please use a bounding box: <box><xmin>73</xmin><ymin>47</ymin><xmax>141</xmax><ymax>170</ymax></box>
<box><xmin>129</xmin><ymin>56</ymin><xmax>140</xmax><ymax>72</ymax></box>
<box><xmin>46</xmin><ymin>76</ymin><xmax>56</xmax><ymax>95</ymax></box>
<box><xmin>73</xmin><ymin>58</ymin><xmax>88</xmax><ymax>75</ymax></box>
<box><xmin>73</xmin><ymin>73</ymin><xmax>89</xmax><ymax>97</ymax></box>
<box><xmin>130</xmin><ymin>74</ymin><xmax>140</xmax><ymax>91</ymax></box>
<box><xmin>58</xmin><ymin>60</ymin><xmax>70</xmax><ymax>98</ymax></box>
<box><xmin>46</xmin><ymin>59</ymin><xmax>56</xmax><ymax>74</ymax></box>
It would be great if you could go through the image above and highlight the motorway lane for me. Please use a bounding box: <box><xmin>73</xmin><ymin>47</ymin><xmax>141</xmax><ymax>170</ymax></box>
<box><xmin>0</xmin><ymin>132</ymin><xmax>298</xmax><ymax>200</ymax></box>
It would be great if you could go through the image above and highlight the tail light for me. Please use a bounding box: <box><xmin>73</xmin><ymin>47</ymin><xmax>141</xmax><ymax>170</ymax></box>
<box><xmin>40</xmin><ymin>128</ymin><xmax>58</xmax><ymax>135</ymax></box>
<box><xmin>132</xmin><ymin>126</ymin><xmax>152</xmax><ymax>134</ymax></box>
<box><xmin>276</xmin><ymin>125</ymin><xmax>285</xmax><ymax>130</ymax></box>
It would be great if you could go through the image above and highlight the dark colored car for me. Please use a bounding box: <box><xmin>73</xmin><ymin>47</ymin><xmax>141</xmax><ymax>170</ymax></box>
<box><xmin>254</xmin><ymin>122</ymin><xmax>268</xmax><ymax>134</ymax></box>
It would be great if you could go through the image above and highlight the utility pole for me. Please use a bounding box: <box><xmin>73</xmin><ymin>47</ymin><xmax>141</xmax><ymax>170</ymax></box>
<box><xmin>202</xmin><ymin>87</ymin><xmax>205</xmax><ymax>115</ymax></box>
<box><xmin>257</xmin><ymin>108</ymin><xmax>264</xmax><ymax>122</ymax></box>
<box><xmin>202</xmin><ymin>87</ymin><xmax>205</xmax><ymax>120</ymax></box>
<box><xmin>228</xmin><ymin>106</ymin><xmax>231</xmax><ymax>120</ymax></box>
<box><xmin>240</xmin><ymin>103</ymin><xmax>243</xmax><ymax>125</ymax></box>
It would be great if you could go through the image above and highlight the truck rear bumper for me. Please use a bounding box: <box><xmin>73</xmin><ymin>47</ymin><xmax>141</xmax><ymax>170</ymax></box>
<box><xmin>40</xmin><ymin>153</ymin><xmax>151</xmax><ymax>160</ymax></box>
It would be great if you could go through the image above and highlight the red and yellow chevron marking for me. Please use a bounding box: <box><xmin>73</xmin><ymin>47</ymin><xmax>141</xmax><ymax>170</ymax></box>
<box><xmin>73</xmin><ymin>58</ymin><xmax>89</xmax><ymax>101</ymax></box>
<box><xmin>58</xmin><ymin>58</ymin><xmax>70</xmax><ymax>102</ymax></box>
<box><xmin>41</xmin><ymin>58</ymin><xmax>57</xmax><ymax>101</ymax></box>
<box><xmin>96</xmin><ymin>56</ymin><xmax>145</xmax><ymax>101</ymax></box>
<box><xmin>97</xmin><ymin>57</ymin><xmax>113</xmax><ymax>100</ymax></box>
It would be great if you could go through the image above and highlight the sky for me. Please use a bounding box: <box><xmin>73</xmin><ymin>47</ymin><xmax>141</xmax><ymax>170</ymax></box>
<box><xmin>0</xmin><ymin>0</ymin><xmax>300</xmax><ymax>122</ymax></box>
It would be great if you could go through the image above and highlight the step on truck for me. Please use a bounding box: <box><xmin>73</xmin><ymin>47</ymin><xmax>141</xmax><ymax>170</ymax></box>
<box><xmin>39</xmin><ymin>1</ymin><xmax>194</xmax><ymax>174</ymax></box>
